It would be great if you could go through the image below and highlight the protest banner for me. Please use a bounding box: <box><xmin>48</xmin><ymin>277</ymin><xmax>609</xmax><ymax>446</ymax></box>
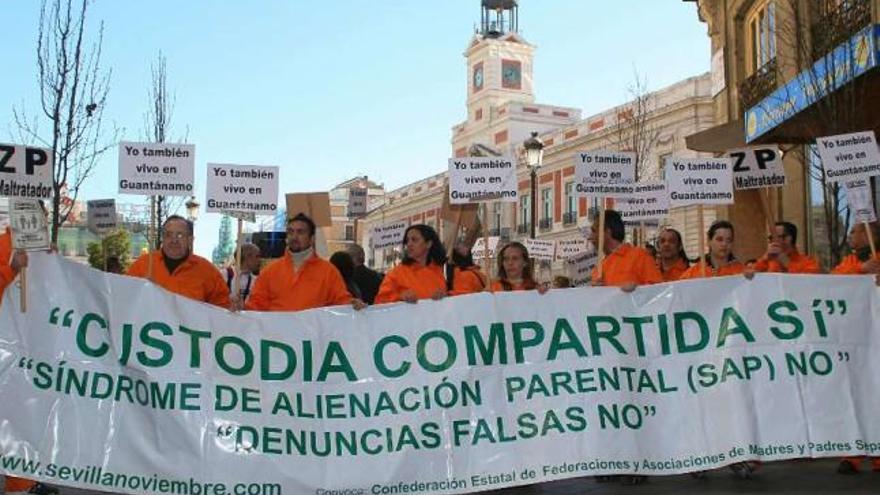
<box><xmin>845</xmin><ymin>179</ymin><xmax>876</xmax><ymax>224</ymax></box>
<box><xmin>348</xmin><ymin>187</ymin><xmax>368</xmax><ymax>217</ymax></box>
<box><xmin>524</xmin><ymin>238</ymin><xmax>555</xmax><ymax>262</ymax></box>
<box><xmin>371</xmin><ymin>221</ymin><xmax>408</xmax><ymax>250</ymax></box>
<box><xmin>118</xmin><ymin>142</ymin><xmax>195</xmax><ymax>197</ymax></box>
<box><xmin>615</xmin><ymin>181</ymin><xmax>669</xmax><ymax>223</ymax></box>
<box><xmin>0</xmin><ymin>143</ymin><xmax>53</xmax><ymax>200</ymax></box>
<box><xmin>206</xmin><ymin>164</ymin><xmax>279</xmax><ymax>215</ymax></box>
<box><xmin>87</xmin><ymin>199</ymin><xmax>118</xmax><ymax>236</ymax></box>
<box><xmin>8</xmin><ymin>199</ymin><xmax>50</xmax><ymax>312</ymax></box>
<box><xmin>555</xmin><ymin>238</ymin><xmax>589</xmax><ymax>262</ymax></box>
<box><xmin>1</xmin><ymin>254</ymin><xmax>879</xmax><ymax>495</ymax></box>
<box><xmin>727</xmin><ymin>146</ymin><xmax>785</xmax><ymax>190</ymax></box>
<box><xmin>816</xmin><ymin>131</ymin><xmax>880</xmax><ymax>184</ymax></box>
<box><xmin>666</xmin><ymin>157</ymin><xmax>734</xmax><ymax>276</ymax></box>
<box><xmin>471</xmin><ymin>236</ymin><xmax>500</xmax><ymax>260</ymax></box>
<box><xmin>564</xmin><ymin>251</ymin><xmax>598</xmax><ymax>286</ymax></box>
<box><xmin>448</xmin><ymin>157</ymin><xmax>517</xmax><ymax>204</ymax></box>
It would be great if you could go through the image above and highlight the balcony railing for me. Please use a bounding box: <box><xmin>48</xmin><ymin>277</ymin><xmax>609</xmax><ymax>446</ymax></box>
<box><xmin>739</xmin><ymin>58</ymin><xmax>778</xmax><ymax>110</ymax></box>
<box><xmin>563</xmin><ymin>211</ymin><xmax>577</xmax><ymax>225</ymax></box>
<box><xmin>539</xmin><ymin>218</ymin><xmax>552</xmax><ymax>231</ymax></box>
<box><xmin>499</xmin><ymin>227</ymin><xmax>511</xmax><ymax>241</ymax></box>
<box><xmin>811</xmin><ymin>0</ymin><xmax>871</xmax><ymax>60</ymax></box>
<box><xmin>488</xmin><ymin>227</ymin><xmax>501</xmax><ymax>236</ymax></box>
<box><xmin>516</xmin><ymin>223</ymin><xmax>530</xmax><ymax>234</ymax></box>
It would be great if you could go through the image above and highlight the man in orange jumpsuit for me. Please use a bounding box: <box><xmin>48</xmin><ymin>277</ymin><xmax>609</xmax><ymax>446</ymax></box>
<box><xmin>753</xmin><ymin>221</ymin><xmax>820</xmax><ymax>274</ymax></box>
<box><xmin>127</xmin><ymin>215</ymin><xmax>230</xmax><ymax>308</ymax></box>
<box><xmin>591</xmin><ymin>209</ymin><xmax>662</xmax><ymax>291</ymax></box>
<box><xmin>246</xmin><ymin>213</ymin><xmax>364</xmax><ymax>311</ymax></box>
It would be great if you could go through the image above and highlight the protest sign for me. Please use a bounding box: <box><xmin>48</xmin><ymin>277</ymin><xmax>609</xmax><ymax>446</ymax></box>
<box><xmin>615</xmin><ymin>181</ymin><xmax>669</xmax><ymax>223</ymax></box>
<box><xmin>816</xmin><ymin>131</ymin><xmax>880</xmax><ymax>183</ymax></box>
<box><xmin>8</xmin><ymin>199</ymin><xmax>49</xmax><ymax>251</ymax></box>
<box><xmin>573</xmin><ymin>151</ymin><xmax>636</xmax><ymax>198</ymax></box>
<box><xmin>0</xmin><ymin>144</ymin><xmax>53</xmax><ymax>200</ymax></box>
<box><xmin>845</xmin><ymin>179</ymin><xmax>876</xmax><ymax>223</ymax></box>
<box><xmin>371</xmin><ymin>221</ymin><xmax>408</xmax><ymax>250</ymax></box>
<box><xmin>727</xmin><ymin>146</ymin><xmax>786</xmax><ymax>190</ymax></box>
<box><xmin>118</xmin><ymin>142</ymin><xmax>195</xmax><ymax>196</ymax></box>
<box><xmin>3</xmin><ymin>255</ymin><xmax>879</xmax><ymax>495</ymax></box>
<box><xmin>349</xmin><ymin>187</ymin><xmax>368</xmax><ymax>217</ymax></box>
<box><xmin>472</xmin><ymin>236</ymin><xmax>500</xmax><ymax>260</ymax></box>
<box><xmin>565</xmin><ymin>251</ymin><xmax>598</xmax><ymax>286</ymax></box>
<box><xmin>555</xmin><ymin>238</ymin><xmax>588</xmax><ymax>261</ymax></box>
<box><xmin>87</xmin><ymin>199</ymin><xmax>118</xmax><ymax>235</ymax></box>
<box><xmin>206</xmin><ymin>164</ymin><xmax>279</xmax><ymax>215</ymax></box>
<box><xmin>665</xmin><ymin>158</ymin><xmax>734</xmax><ymax>207</ymax></box>
<box><xmin>448</xmin><ymin>157</ymin><xmax>517</xmax><ymax>204</ymax></box>
<box><xmin>524</xmin><ymin>238</ymin><xmax>555</xmax><ymax>261</ymax></box>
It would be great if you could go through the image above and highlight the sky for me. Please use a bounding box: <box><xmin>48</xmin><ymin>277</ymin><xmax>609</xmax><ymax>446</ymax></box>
<box><xmin>0</xmin><ymin>0</ymin><xmax>710</xmax><ymax>257</ymax></box>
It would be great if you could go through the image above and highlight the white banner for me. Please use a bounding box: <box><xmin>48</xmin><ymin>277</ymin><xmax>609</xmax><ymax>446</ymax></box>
<box><xmin>448</xmin><ymin>157</ymin><xmax>517</xmax><ymax>204</ymax></box>
<box><xmin>371</xmin><ymin>221</ymin><xmax>407</xmax><ymax>249</ymax></box>
<box><xmin>118</xmin><ymin>142</ymin><xmax>195</xmax><ymax>196</ymax></box>
<box><xmin>817</xmin><ymin>131</ymin><xmax>880</xmax><ymax>183</ymax></box>
<box><xmin>727</xmin><ymin>146</ymin><xmax>786</xmax><ymax>190</ymax></box>
<box><xmin>0</xmin><ymin>143</ymin><xmax>53</xmax><ymax>200</ymax></box>
<box><xmin>1</xmin><ymin>255</ymin><xmax>880</xmax><ymax>495</ymax></box>
<box><xmin>87</xmin><ymin>199</ymin><xmax>118</xmax><ymax>235</ymax></box>
<box><xmin>666</xmin><ymin>157</ymin><xmax>734</xmax><ymax>207</ymax></box>
<box><xmin>845</xmin><ymin>179</ymin><xmax>877</xmax><ymax>223</ymax></box>
<box><xmin>206</xmin><ymin>164</ymin><xmax>279</xmax><ymax>215</ymax></box>
<box><xmin>555</xmin><ymin>238</ymin><xmax>589</xmax><ymax>261</ymax></box>
<box><xmin>524</xmin><ymin>238</ymin><xmax>555</xmax><ymax>261</ymax></box>
<box><xmin>616</xmin><ymin>181</ymin><xmax>669</xmax><ymax>222</ymax></box>
<box><xmin>574</xmin><ymin>150</ymin><xmax>635</xmax><ymax>198</ymax></box>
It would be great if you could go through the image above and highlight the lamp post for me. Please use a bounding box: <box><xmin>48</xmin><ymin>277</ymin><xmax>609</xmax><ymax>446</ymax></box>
<box><xmin>185</xmin><ymin>196</ymin><xmax>200</xmax><ymax>223</ymax></box>
<box><xmin>523</xmin><ymin>131</ymin><xmax>544</xmax><ymax>239</ymax></box>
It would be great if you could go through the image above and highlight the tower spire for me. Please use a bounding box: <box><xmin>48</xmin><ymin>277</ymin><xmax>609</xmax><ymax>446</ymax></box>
<box><xmin>479</xmin><ymin>0</ymin><xmax>518</xmax><ymax>38</ymax></box>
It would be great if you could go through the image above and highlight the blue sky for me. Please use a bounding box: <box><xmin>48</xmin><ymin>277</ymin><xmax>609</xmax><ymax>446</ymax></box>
<box><xmin>0</xmin><ymin>0</ymin><xmax>710</xmax><ymax>257</ymax></box>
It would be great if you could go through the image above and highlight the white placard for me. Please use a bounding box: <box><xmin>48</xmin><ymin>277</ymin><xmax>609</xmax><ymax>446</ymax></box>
<box><xmin>371</xmin><ymin>221</ymin><xmax>407</xmax><ymax>250</ymax></box>
<box><xmin>206</xmin><ymin>164</ymin><xmax>279</xmax><ymax>215</ymax></box>
<box><xmin>9</xmin><ymin>199</ymin><xmax>49</xmax><ymax>251</ymax></box>
<box><xmin>118</xmin><ymin>142</ymin><xmax>195</xmax><ymax>196</ymax></box>
<box><xmin>565</xmin><ymin>252</ymin><xmax>598</xmax><ymax>286</ymax></box>
<box><xmin>448</xmin><ymin>157</ymin><xmax>517</xmax><ymax>204</ymax></box>
<box><xmin>224</xmin><ymin>211</ymin><xmax>256</xmax><ymax>223</ymax></box>
<box><xmin>555</xmin><ymin>237</ymin><xmax>589</xmax><ymax>261</ymax></box>
<box><xmin>348</xmin><ymin>187</ymin><xmax>368</xmax><ymax>217</ymax></box>
<box><xmin>665</xmin><ymin>157</ymin><xmax>734</xmax><ymax>207</ymax></box>
<box><xmin>0</xmin><ymin>143</ymin><xmax>53</xmax><ymax>200</ymax></box>
<box><xmin>845</xmin><ymin>179</ymin><xmax>877</xmax><ymax>223</ymax></box>
<box><xmin>87</xmin><ymin>199</ymin><xmax>117</xmax><ymax>235</ymax></box>
<box><xmin>711</xmin><ymin>49</ymin><xmax>725</xmax><ymax>96</ymax></box>
<box><xmin>816</xmin><ymin>131</ymin><xmax>880</xmax><ymax>183</ymax></box>
<box><xmin>524</xmin><ymin>238</ymin><xmax>555</xmax><ymax>261</ymax></box>
<box><xmin>472</xmin><ymin>236</ymin><xmax>500</xmax><ymax>260</ymax></box>
<box><xmin>728</xmin><ymin>146</ymin><xmax>786</xmax><ymax>189</ymax></box>
<box><xmin>616</xmin><ymin>181</ymin><xmax>669</xmax><ymax>222</ymax></box>
<box><xmin>574</xmin><ymin>150</ymin><xmax>636</xmax><ymax>197</ymax></box>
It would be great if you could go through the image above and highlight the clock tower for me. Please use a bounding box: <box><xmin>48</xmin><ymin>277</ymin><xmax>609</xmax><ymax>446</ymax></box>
<box><xmin>466</xmin><ymin>1</ymin><xmax>535</xmax><ymax>119</ymax></box>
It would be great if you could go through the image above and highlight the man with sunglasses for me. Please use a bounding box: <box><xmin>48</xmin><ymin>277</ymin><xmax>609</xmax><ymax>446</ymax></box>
<box><xmin>127</xmin><ymin>215</ymin><xmax>230</xmax><ymax>308</ymax></box>
<box><xmin>753</xmin><ymin>221</ymin><xmax>820</xmax><ymax>274</ymax></box>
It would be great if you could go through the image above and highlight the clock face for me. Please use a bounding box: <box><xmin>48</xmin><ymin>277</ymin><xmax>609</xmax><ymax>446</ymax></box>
<box><xmin>473</xmin><ymin>63</ymin><xmax>484</xmax><ymax>92</ymax></box>
<box><xmin>501</xmin><ymin>60</ymin><xmax>522</xmax><ymax>89</ymax></box>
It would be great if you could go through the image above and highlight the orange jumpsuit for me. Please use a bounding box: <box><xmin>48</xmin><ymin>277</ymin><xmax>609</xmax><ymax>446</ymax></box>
<box><xmin>127</xmin><ymin>251</ymin><xmax>230</xmax><ymax>308</ymax></box>
<box><xmin>245</xmin><ymin>251</ymin><xmax>352</xmax><ymax>311</ymax></box>
<box><xmin>659</xmin><ymin>258</ymin><xmax>689</xmax><ymax>282</ymax></box>
<box><xmin>375</xmin><ymin>262</ymin><xmax>446</xmax><ymax>303</ymax></box>
<box><xmin>831</xmin><ymin>253</ymin><xmax>879</xmax><ymax>275</ymax></box>
<box><xmin>490</xmin><ymin>280</ymin><xmax>535</xmax><ymax>291</ymax></box>
<box><xmin>451</xmin><ymin>266</ymin><xmax>487</xmax><ymax>295</ymax></box>
<box><xmin>679</xmin><ymin>260</ymin><xmax>746</xmax><ymax>279</ymax></box>
<box><xmin>753</xmin><ymin>250</ymin><xmax>820</xmax><ymax>274</ymax></box>
<box><xmin>591</xmin><ymin>244</ymin><xmax>663</xmax><ymax>287</ymax></box>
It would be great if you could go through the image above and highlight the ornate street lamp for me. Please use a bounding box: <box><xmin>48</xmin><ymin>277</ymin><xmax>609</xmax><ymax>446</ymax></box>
<box><xmin>185</xmin><ymin>196</ymin><xmax>200</xmax><ymax>222</ymax></box>
<box><xmin>523</xmin><ymin>131</ymin><xmax>544</xmax><ymax>239</ymax></box>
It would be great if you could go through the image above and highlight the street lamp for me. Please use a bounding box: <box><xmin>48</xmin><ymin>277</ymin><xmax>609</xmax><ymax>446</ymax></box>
<box><xmin>523</xmin><ymin>131</ymin><xmax>544</xmax><ymax>239</ymax></box>
<box><xmin>185</xmin><ymin>196</ymin><xmax>200</xmax><ymax>222</ymax></box>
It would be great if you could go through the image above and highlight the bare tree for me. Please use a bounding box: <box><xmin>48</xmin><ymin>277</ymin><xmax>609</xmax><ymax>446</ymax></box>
<box><xmin>12</xmin><ymin>0</ymin><xmax>117</xmax><ymax>245</ymax></box>
<box><xmin>144</xmin><ymin>52</ymin><xmax>188</xmax><ymax>247</ymax></box>
<box><xmin>743</xmin><ymin>0</ymin><xmax>875</xmax><ymax>267</ymax></box>
<box><xmin>610</xmin><ymin>71</ymin><xmax>661</xmax><ymax>183</ymax></box>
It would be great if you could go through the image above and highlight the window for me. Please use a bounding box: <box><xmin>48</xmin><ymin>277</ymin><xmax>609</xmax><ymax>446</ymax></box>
<box><xmin>345</xmin><ymin>225</ymin><xmax>354</xmax><ymax>241</ymax></box>
<box><xmin>747</xmin><ymin>1</ymin><xmax>776</xmax><ymax>75</ymax></box>
<box><xmin>519</xmin><ymin>195</ymin><xmax>530</xmax><ymax>228</ymax></box>
<box><xmin>565</xmin><ymin>182</ymin><xmax>576</xmax><ymax>215</ymax></box>
<box><xmin>541</xmin><ymin>188</ymin><xmax>552</xmax><ymax>221</ymax></box>
<box><xmin>493</xmin><ymin>203</ymin><xmax>502</xmax><ymax>231</ymax></box>
<box><xmin>658</xmin><ymin>153</ymin><xmax>672</xmax><ymax>179</ymax></box>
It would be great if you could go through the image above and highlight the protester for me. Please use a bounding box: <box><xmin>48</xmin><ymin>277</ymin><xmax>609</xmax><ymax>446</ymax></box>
<box><xmin>448</xmin><ymin>242</ymin><xmax>488</xmax><ymax>295</ymax></box>
<box><xmin>222</xmin><ymin>243</ymin><xmax>262</xmax><ymax>311</ymax></box>
<box><xmin>0</xmin><ymin>226</ymin><xmax>28</xmax><ymax>299</ymax></box>
<box><xmin>553</xmin><ymin>275</ymin><xmax>571</xmax><ymax>288</ymax></box>
<box><xmin>374</xmin><ymin>224</ymin><xmax>448</xmax><ymax>304</ymax></box>
<box><xmin>346</xmin><ymin>243</ymin><xmax>383</xmax><ymax>304</ymax></box>
<box><xmin>490</xmin><ymin>242</ymin><xmax>547</xmax><ymax>293</ymax></box>
<box><xmin>127</xmin><ymin>215</ymin><xmax>230</xmax><ymax>308</ymax></box>
<box><xmin>656</xmin><ymin>228</ymin><xmax>690</xmax><ymax>282</ymax></box>
<box><xmin>680</xmin><ymin>220</ymin><xmax>747</xmax><ymax>279</ymax></box>
<box><xmin>831</xmin><ymin>221</ymin><xmax>880</xmax><ymax>275</ymax></box>
<box><xmin>753</xmin><ymin>221</ymin><xmax>820</xmax><ymax>274</ymax></box>
<box><xmin>246</xmin><ymin>213</ymin><xmax>364</xmax><ymax>311</ymax></box>
<box><xmin>330</xmin><ymin>251</ymin><xmax>363</xmax><ymax>300</ymax></box>
<box><xmin>590</xmin><ymin>209</ymin><xmax>662</xmax><ymax>291</ymax></box>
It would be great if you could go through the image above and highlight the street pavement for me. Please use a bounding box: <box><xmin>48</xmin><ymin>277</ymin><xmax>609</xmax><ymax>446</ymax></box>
<box><xmin>37</xmin><ymin>459</ymin><xmax>880</xmax><ymax>495</ymax></box>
